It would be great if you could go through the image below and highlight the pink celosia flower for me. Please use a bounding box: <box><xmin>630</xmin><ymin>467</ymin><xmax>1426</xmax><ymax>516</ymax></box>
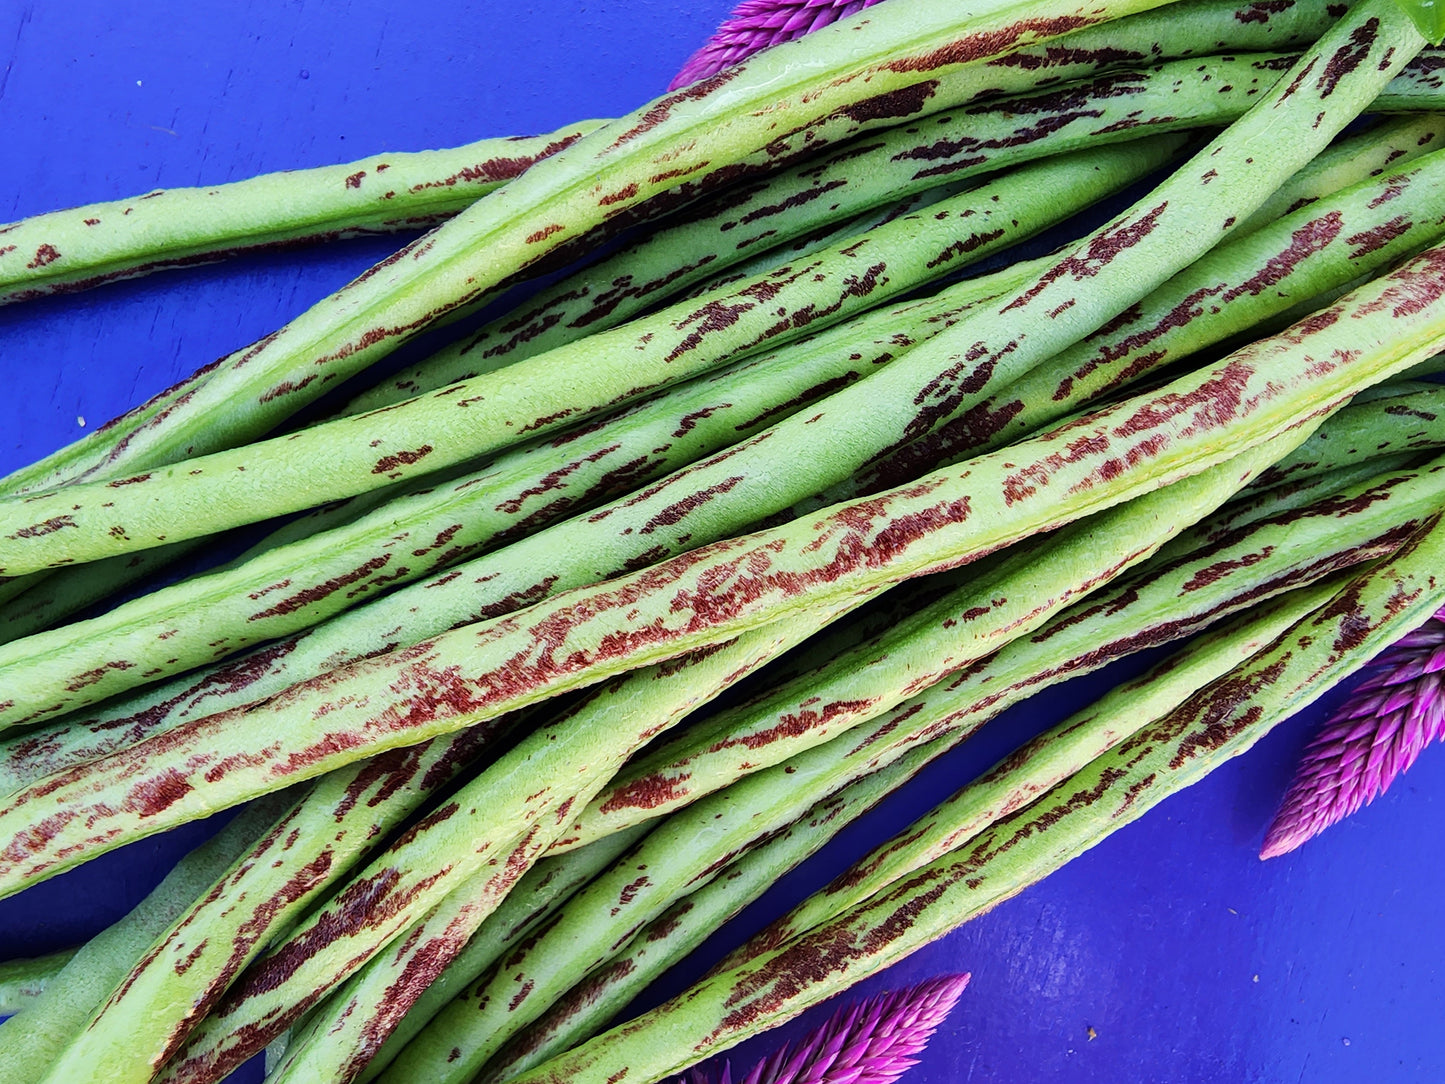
<box><xmin>679</xmin><ymin>972</ymin><xmax>969</xmax><ymax>1084</ymax></box>
<box><xmin>671</xmin><ymin>0</ymin><xmax>884</xmax><ymax>90</ymax></box>
<box><xmin>1261</xmin><ymin>604</ymin><xmax>1445</xmax><ymax>859</ymax></box>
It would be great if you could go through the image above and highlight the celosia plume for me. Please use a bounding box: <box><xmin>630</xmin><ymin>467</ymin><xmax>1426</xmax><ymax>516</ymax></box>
<box><xmin>681</xmin><ymin>972</ymin><xmax>969</xmax><ymax>1084</ymax></box>
<box><xmin>671</xmin><ymin>0</ymin><xmax>883</xmax><ymax>89</ymax></box>
<box><xmin>1261</xmin><ymin>605</ymin><xmax>1445</xmax><ymax>859</ymax></box>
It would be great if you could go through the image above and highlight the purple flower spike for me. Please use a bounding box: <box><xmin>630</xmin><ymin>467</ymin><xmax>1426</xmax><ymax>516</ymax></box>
<box><xmin>670</xmin><ymin>0</ymin><xmax>884</xmax><ymax>90</ymax></box>
<box><xmin>681</xmin><ymin>972</ymin><xmax>970</xmax><ymax>1084</ymax></box>
<box><xmin>1261</xmin><ymin>605</ymin><xmax>1445</xmax><ymax>859</ymax></box>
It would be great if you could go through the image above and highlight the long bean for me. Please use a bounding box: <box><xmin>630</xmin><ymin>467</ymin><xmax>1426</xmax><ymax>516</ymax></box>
<box><xmin>249</xmin><ymin>429</ymin><xmax>1302</xmax><ymax>1084</ymax></box>
<box><xmin>150</xmin><ymin>595</ymin><xmax>867</xmax><ymax>1084</ymax></box>
<box><xmin>354</xmin><ymin>826</ymin><xmax>652</xmax><ymax>1082</ymax></box>
<box><xmin>0</xmin><ymin>948</ymin><xmax>75</xmax><ymax>1018</ymax></box>
<box><xmin>468</xmin><ymin>741</ymin><xmax>957</xmax><ymax>1084</ymax></box>
<box><xmin>418</xmin><ymin>554</ymin><xmax>1356</xmax><ymax>1084</ymax></box>
<box><xmin>33</xmin><ymin>724</ymin><xmax>506</xmax><ymax>1084</ymax></box>
<box><xmin>715</xmin><ymin>577</ymin><xmax>1354</xmax><ymax>976</ymax></box>
<box><xmin>1250</xmin><ymin>382</ymin><xmax>1445</xmax><ymax>487</ymax></box>
<box><xmin>564</xmin><ymin>451</ymin><xmax>1445</xmax><ymax>847</ymax></box>
<box><xmin>6</xmin><ymin>229</ymin><xmax>1445</xmax><ymax>896</ymax></box>
<box><xmin>0</xmin><ymin>795</ymin><xmax>293</xmax><ymax>1084</ymax></box>
<box><xmin>1231</xmin><ymin>112</ymin><xmax>1445</xmax><ymax>237</ymax></box>
<box><xmin>508</xmin><ymin>523</ymin><xmax>1445</xmax><ymax>1084</ymax></box>
<box><xmin>560</xmin><ymin>431</ymin><xmax>1311</xmax><ymax>847</ymax></box>
<box><xmin>0</xmin><ymin>121</ymin><xmax>606</xmax><ymax>305</ymax></box>
<box><xmin>0</xmin><ymin>137</ymin><xmax>1183</xmax><ymax>586</ymax></box>
<box><xmin>342</xmin><ymin>50</ymin><xmax>1306</xmax><ymax>414</ymax></box>
<box><xmin>1</xmin><ymin>0</ymin><xmax>1178</xmax><ymax>502</ymax></box>
<box><xmin>353</xmin><ymin>578</ymin><xmax>990</xmax><ymax>1079</ymax></box>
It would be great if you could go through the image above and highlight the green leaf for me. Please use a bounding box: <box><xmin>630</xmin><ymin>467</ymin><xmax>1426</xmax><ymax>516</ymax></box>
<box><xmin>1394</xmin><ymin>0</ymin><xmax>1445</xmax><ymax>44</ymax></box>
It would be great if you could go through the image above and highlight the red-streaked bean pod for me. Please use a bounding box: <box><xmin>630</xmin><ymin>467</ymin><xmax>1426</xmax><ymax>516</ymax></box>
<box><xmin>466</xmin><ymin>737</ymin><xmax>953</xmax><ymax>1084</ymax></box>
<box><xmin>560</xmin><ymin>431</ymin><xmax>1312</xmax><ymax>848</ymax></box>
<box><xmin>150</xmin><ymin>595</ymin><xmax>867</xmax><ymax>1084</ymax></box>
<box><xmin>714</xmin><ymin>575</ymin><xmax>1351</xmax><ymax>975</ymax></box>
<box><xmin>33</xmin><ymin>724</ymin><xmax>506</xmax><ymax>1084</ymax></box>
<box><xmin>0</xmin><ymin>121</ymin><xmax>607</xmax><ymax>306</ymax></box>
<box><xmin>507</xmin><ymin>519</ymin><xmax>1445</xmax><ymax>1084</ymax></box>
<box><xmin>0</xmin><ymin>793</ymin><xmax>294</xmax><ymax>1084</ymax></box>
<box><xmin>563</xmin><ymin>452</ymin><xmax>1445</xmax><ymax>848</ymax></box>
<box><xmin>354</xmin><ymin>825</ymin><xmax>652</xmax><ymax>1083</ymax></box>
<box><xmin>4</xmin><ymin>233</ymin><xmax>1444</xmax><ymax>897</ymax></box>
<box><xmin>1249</xmin><ymin>381</ymin><xmax>1445</xmax><ymax>488</ymax></box>
<box><xmin>0</xmin><ymin>138</ymin><xmax>1182</xmax><ymax>588</ymax></box>
<box><xmin>0</xmin><ymin>946</ymin><xmax>74</xmax><ymax>1017</ymax></box>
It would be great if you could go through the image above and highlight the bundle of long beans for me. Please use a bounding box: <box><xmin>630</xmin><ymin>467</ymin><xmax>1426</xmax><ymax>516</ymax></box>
<box><xmin>5</xmin><ymin>0</ymin><xmax>1445</xmax><ymax>1081</ymax></box>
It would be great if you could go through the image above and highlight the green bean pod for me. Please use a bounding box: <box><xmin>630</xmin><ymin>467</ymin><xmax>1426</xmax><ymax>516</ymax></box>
<box><xmin>0</xmin><ymin>122</ymin><xmax>607</xmax><ymax>305</ymax></box>
<box><xmin>150</xmin><ymin>595</ymin><xmax>865</xmax><ymax>1084</ymax></box>
<box><xmin>1251</xmin><ymin>382</ymin><xmax>1445</xmax><ymax>487</ymax></box>
<box><xmin>796</xmin><ymin>130</ymin><xmax>1445</xmax><ymax>509</ymax></box>
<box><xmin>0</xmin><ymin>948</ymin><xmax>75</xmax><ymax>1018</ymax></box>
<box><xmin>0</xmin><ymin>794</ymin><xmax>293</xmax><ymax>1084</ymax></box>
<box><xmin>715</xmin><ymin>577</ymin><xmax>1351</xmax><ymax>976</ymax></box>
<box><xmin>565</xmin><ymin>450</ymin><xmax>1445</xmax><ymax>847</ymax></box>
<box><xmin>1231</xmin><ymin>111</ymin><xmax>1445</xmax><ymax>236</ymax></box>
<box><xmin>508</xmin><ymin>519</ymin><xmax>1445</xmax><ymax>1084</ymax></box>
<box><xmin>4</xmin><ymin>232</ymin><xmax>1443</xmax><ymax>897</ymax></box>
<box><xmin>344</xmin><ymin>50</ymin><xmax>1310</xmax><ymax>414</ymax></box>
<box><xmin>0</xmin><ymin>138</ymin><xmax>1182</xmax><ymax>588</ymax></box>
<box><xmin>414</xmin><ymin>551</ymin><xmax>1358</xmax><ymax>1084</ymax></box>
<box><xmin>377</xmin><ymin>722</ymin><xmax>985</xmax><ymax>1084</ymax></box>
<box><xmin>467</xmin><ymin>739</ymin><xmax>955</xmax><ymax>1084</ymax></box>
<box><xmin>353</xmin><ymin>826</ymin><xmax>652</xmax><ymax>1083</ymax></box>
<box><xmin>561</xmin><ymin>431</ymin><xmax>1314</xmax><ymax>847</ymax></box>
<box><xmin>34</xmin><ymin>724</ymin><xmax>507</xmax><ymax>1084</ymax></box>
<box><xmin>1</xmin><ymin>0</ymin><xmax>1181</xmax><ymax>502</ymax></box>
<box><xmin>451</xmin><ymin>578</ymin><xmax>1340</xmax><ymax>1084</ymax></box>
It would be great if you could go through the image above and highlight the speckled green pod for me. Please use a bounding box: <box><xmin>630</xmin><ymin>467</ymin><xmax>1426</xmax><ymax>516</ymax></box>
<box><xmin>151</xmin><ymin>595</ymin><xmax>864</xmax><ymax>1084</ymax></box>
<box><xmin>508</xmin><ymin>517</ymin><xmax>1445</xmax><ymax>1084</ymax></box>
<box><xmin>0</xmin><ymin>121</ymin><xmax>606</xmax><ymax>305</ymax></box>
<box><xmin>0</xmin><ymin>138</ymin><xmax>1181</xmax><ymax>589</ymax></box>
<box><xmin>3</xmin><ymin>228</ymin><xmax>1443</xmax><ymax>900</ymax></box>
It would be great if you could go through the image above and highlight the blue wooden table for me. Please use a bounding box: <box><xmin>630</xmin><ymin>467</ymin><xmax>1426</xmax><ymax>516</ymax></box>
<box><xmin>2</xmin><ymin>3</ymin><xmax>1443</xmax><ymax>1081</ymax></box>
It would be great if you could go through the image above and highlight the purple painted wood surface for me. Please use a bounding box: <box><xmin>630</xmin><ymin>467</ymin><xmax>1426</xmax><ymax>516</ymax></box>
<box><xmin>1</xmin><ymin>3</ymin><xmax>1443</xmax><ymax>1081</ymax></box>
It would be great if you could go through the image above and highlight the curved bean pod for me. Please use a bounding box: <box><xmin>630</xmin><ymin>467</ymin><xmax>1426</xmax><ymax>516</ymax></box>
<box><xmin>0</xmin><ymin>121</ymin><xmax>607</xmax><ymax>305</ymax></box>
<box><xmin>2</xmin><ymin>233</ymin><xmax>1442</xmax><ymax>897</ymax></box>
<box><xmin>0</xmin><ymin>139</ymin><xmax>1179</xmax><ymax>588</ymax></box>
<box><xmin>2</xmin><ymin>0</ymin><xmax>1174</xmax><ymax>500</ymax></box>
<box><xmin>507</xmin><ymin>520</ymin><xmax>1445</xmax><ymax>1084</ymax></box>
